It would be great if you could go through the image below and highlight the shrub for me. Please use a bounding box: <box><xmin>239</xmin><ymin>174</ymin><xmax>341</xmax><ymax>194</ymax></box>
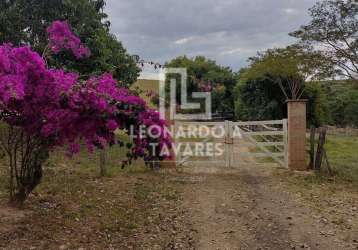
<box><xmin>0</xmin><ymin>21</ymin><xmax>171</xmax><ymax>207</ymax></box>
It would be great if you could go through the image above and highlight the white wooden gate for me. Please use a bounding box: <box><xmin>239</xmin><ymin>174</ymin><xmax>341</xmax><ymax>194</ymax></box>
<box><xmin>175</xmin><ymin>119</ymin><xmax>288</xmax><ymax>168</ymax></box>
<box><xmin>228</xmin><ymin>119</ymin><xmax>288</xmax><ymax>168</ymax></box>
<box><xmin>174</xmin><ymin>121</ymin><xmax>227</xmax><ymax>167</ymax></box>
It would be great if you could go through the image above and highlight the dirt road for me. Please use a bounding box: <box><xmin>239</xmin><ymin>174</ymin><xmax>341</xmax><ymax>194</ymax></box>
<box><xmin>182</xmin><ymin>165</ymin><xmax>358</xmax><ymax>250</ymax></box>
<box><xmin>1</xmin><ymin>163</ymin><xmax>357</xmax><ymax>249</ymax></box>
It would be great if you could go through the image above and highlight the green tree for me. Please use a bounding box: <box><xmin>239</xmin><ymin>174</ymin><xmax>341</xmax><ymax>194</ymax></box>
<box><xmin>0</xmin><ymin>0</ymin><xmax>139</xmax><ymax>85</ymax></box>
<box><xmin>235</xmin><ymin>71</ymin><xmax>286</xmax><ymax>121</ymax></box>
<box><xmin>344</xmin><ymin>97</ymin><xmax>358</xmax><ymax>126</ymax></box>
<box><xmin>165</xmin><ymin>56</ymin><xmax>236</xmax><ymax>115</ymax></box>
<box><xmin>325</xmin><ymin>82</ymin><xmax>358</xmax><ymax>127</ymax></box>
<box><xmin>290</xmin><ymin>0</ymin><xmax>358</xmax><ymax>82</ymax></box>
<box><xmin>235</xmin><ymin>74</ymin><xmax>329</xmax><ymax>126</ymax></box>
<box><xmin>304</xmin><ymin>83</ymin><xmax>330</xmax><ymax>127</ymax></box>
<box><xmin>244</xmin><ymin>45</ymin><xmax>330</xmax><ymax>99</ymax></box>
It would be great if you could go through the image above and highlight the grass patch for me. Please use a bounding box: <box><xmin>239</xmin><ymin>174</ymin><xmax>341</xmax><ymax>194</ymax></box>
<box><xmin>277</xmin><ymin>133</ymin><xmax>358</xmax><ymax>192</ymax></box>
<box><xmin>46</xmin><ymin>133</ymin><xmax>146</xmax><ymax>177</ymax></box>
<box><xmin>0</xmin><ymin>142</ymin><xmax>189</xmax><ymax>249</ymax></box>
<box><xmin>325</xmin><ymin>134</ymin><xmax>358</xmax><ymax>185</ymax></box>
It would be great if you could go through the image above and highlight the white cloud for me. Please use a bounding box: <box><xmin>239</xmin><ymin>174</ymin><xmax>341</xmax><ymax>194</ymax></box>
<box><xmin>105</xmin><ymin>0</ymin><xmax>319</xmax><ymax>70</ymax></box>
<box><xmin>220</xmin><ymin>47</ymin><xmax>255</xmax><ymax>56</ymax></box>
<box><xmin>174</xmin><ymin>36</ymin><xmax>198</xmax><ymax>45</ymax></box>
<box><xmin>282</xmin><ymin>8</ymin><xmax>299</xmax><ymax>15</ymax></box>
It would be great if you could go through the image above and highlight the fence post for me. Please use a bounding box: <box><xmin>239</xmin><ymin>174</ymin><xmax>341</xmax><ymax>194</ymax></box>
<box><xmin>315</xmin><ymin>127</ymin><xmax>327</xmax><ymax>171</ymax></box>
<box><xmin>225</xmin><ymin>120</ymin><xmax>231</xmax><ymax>168</ymax></box>
<box><xmin>175</xmin><ymin>121</ymin><xmax>181</xmax><ymax>166</ymax></box>
<box><xmin>283</xmin><ymin>119</ymin><xmax>288</xmax><ymax>168</ymax></box>
<box><xmin>229</xmin><ymin>121</ymin><xmax>234</xmax><ymax>167</ymax></box>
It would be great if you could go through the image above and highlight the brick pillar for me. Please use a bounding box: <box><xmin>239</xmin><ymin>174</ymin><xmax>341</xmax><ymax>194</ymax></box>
<box><xmin>287</xmin><ymin>100</ymin><xmax>307</xmax><ymax>171</ymax></box>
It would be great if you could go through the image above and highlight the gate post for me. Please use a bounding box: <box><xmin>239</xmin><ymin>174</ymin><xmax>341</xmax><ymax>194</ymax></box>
<box><xmin>283</xmin><ymin>119</ymin><xmax>288</xmax><ymax>168</ymax></box>
<box><xmin>224</xmin><ymin>120</ymin><xmax>234</xmax><ymax>168</ymax></box>
<box><xmin>287</xmin><ymin>100</ymin><xmax>308</xmax><ymax>171</ymax></box>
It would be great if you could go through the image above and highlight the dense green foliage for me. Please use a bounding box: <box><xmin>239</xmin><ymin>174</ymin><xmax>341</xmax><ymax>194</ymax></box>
<box><xmin>233</xmin><ymin>36</ymin><xmax>358</xmax><ymax>128</ymax></box>
<box><xmin>235</xmin><ymin>73</ymin><xmax>286</xmax><ymax>122</ymax></box>
<box><xmin>0</xmin><ymin>0</ymin><xmax>139</xmax><ymax>85</ymax></box>
<box><xmin>234</xmin><ymin>0</ymin><xmax>358</xmax><ymax>127</ymax></box>
<box><xmin>165</xmin><ymin>56</ymin><xmax>236</xmax><ymax>114</ymax></box>
<box><xmin>324</xmin><ymin>82</ymin><xmax>358</xmax><ymax>127</ymax></box>
<box><xmin>244</xmin><ymin>45</ymin><xmax>330</xmax><ymax>100</ymax></box>
<box><xmin>304</xmin><ymin>83</ymin><xmax>330</xmax><ymax>127</ymax></box>
<box><xmin>235</xmin><ymin>45</ymin><xmax>331</xmax><ymax>126</ymax></box>
<box><xmin>235</xmin><ymin>72</ymin><xmax>329</xmax><ymax>126</ymax></box>
<box><xmin>235</xmin><ymin>75</ymin><xmax>358</xmax><ymax>128</ymax></box>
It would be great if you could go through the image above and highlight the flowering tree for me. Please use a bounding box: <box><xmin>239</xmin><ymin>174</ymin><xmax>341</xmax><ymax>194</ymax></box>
<box><xmin>0</xmin><ymin>0</ymin><xmax>140</xmax><ymax>86</ymax></box>
<box><xmin>46</xmin><ymin>20</ymin><xmax>91</xmax><ymax>59</ymax></box>
<box><xmin>0</xmin><ymin>21</ymin><xmax>171</xmax><ymax>207</ymax></box>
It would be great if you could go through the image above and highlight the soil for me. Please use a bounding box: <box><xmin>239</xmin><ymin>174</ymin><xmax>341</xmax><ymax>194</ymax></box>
<box><xmin>182</xmin><ymin>165</ymin><xmax>358</xmax><ymax>250</ymax></box>
<box><xmin>0</xmin><ymin>165</ymin><xmax>357</xmax><ymax>249</ymax></box>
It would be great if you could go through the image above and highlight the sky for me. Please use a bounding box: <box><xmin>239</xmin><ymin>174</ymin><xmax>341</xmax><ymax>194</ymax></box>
<box><xmin>105</xmin><ymin>0</ymin><xmax>318</xmax><ymax>75</ymax></box>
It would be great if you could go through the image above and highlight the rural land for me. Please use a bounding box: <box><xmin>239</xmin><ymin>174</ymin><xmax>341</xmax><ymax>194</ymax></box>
<box><xmin>0</xmin><ymin>0</ymin><xmax>357</xmax><ymax>249</ymax></box>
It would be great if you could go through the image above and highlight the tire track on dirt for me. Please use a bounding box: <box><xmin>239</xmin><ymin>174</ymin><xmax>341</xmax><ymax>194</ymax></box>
<box><xmin>182</xmin><ymin>165</ymin><xmax>348</xmax><ymax>250</ymax></box>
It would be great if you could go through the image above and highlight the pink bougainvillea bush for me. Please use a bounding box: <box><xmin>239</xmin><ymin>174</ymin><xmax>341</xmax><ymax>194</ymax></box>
<box><xmin>0</xmin><ymin>20</ymin><xmax>171</xmax><ymax>206</ymax></box>
<box><xmin>47</xmin><ymin>20</ymin><xmax>91</xmax><ymax>59</ymax></box>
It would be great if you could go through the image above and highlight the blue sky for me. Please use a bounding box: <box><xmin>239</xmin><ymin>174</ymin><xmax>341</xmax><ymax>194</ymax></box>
<box><xmin>105</xmin><ymin>0</ymin><xmax>318</xmax><ymax>72</ymax></box>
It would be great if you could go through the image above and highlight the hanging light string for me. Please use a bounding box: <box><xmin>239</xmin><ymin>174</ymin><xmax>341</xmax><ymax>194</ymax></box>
<box><xmin>131</xmin><ymin>55</ymin><xmax>165</xmax><ymax>69</ymax></box>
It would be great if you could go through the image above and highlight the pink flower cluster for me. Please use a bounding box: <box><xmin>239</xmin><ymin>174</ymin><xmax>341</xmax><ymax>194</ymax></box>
<box><xmin>0</xmin><ymin>22</ymin><xmax>172</xmax><ymax>163</ymax></box>
<box><xmin>134</xmin><ymin>109</ymin><xmax>172</xmax><ymax>160</ymax></box>
<box><xmin>47</xmin><ymin>21</ymin><xmax>90</xmax><ymax>59</ymax></box>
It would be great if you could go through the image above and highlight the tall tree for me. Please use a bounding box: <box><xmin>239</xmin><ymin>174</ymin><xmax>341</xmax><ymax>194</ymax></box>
<box><xmin>165</xmin><ymin>56</ymin><xmax>236</xmax><ymax>115</ymax></box>
<box><xmin>235</xmin><ymin>70</ymin><xmax>329</xmax><ymax>126</ymax></box>
<box><xmin>244</xmin><ymin>45</ymin><xmax>328</xmax><ymax>99</ymax></box>
<box><xmin>324</xmin><ymin>81</ymin><xmax>358</xmax><ymax>127</ymax></box>
<box><xmin>0</xmin><ymin>0</ymin><xmax>140</xmax><ymax>85</ymax></box>
<box><xmin>290</xmin><ymin>0</ymin><xmax>358</xmax><ymax>82</ymax></box>
<box><xmin>0</xmin><ymin>22</ymin><xmax>170</xmax><ymax>206</ymax></box>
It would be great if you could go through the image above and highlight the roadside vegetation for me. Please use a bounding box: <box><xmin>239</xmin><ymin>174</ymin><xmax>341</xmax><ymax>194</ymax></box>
<box><xmin>326</xmin><ymin>134</ymin><xmax>358</xmax><ymax>185</ymax></box>
<box><xmin>275</xmin><ymin>132</ymin><xmax>358</xmax><ymax>195</ymax></box>
<box><xmin>0</xmin><ymin>147</ymin><xmax>195</xmax><ymax>249</ymax></box>
<box><xmin>0</xmin><ymin>0</ymin><xmax>357</xmax><ymax>248</ymax></box>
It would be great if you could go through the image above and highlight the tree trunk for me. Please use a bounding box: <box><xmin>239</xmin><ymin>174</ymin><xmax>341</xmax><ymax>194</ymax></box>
<box><xmin>0</xmin><ymin>125</ymin><xmax>47</xmax><ymax>207</ymax></box>
<box><xmin>9</xmin><ymin>167</ymin><xmax>43</xmax><ymax>208</ymax></box>
<box><xmin>8</xmin><ymin>146</ymin><xmax>45</xmax><ymax>208</ymax></box>
<box><xmin>10</xmin><ymin>187</ymin><xmax>29</xmax><ymax>208</ymax></box>
<box><xmin>99</xmin><ymin>148</ymin><xmax>107</xmax><ymax>177</ymax></box>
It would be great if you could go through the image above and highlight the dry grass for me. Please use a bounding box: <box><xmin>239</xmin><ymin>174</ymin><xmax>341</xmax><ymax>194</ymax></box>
<box><xmin>273</xmin><ymin>133</ymin><xmax>358</xmax><ymax>212</ymax></box>
<box><xmin>0</xmin><ymin>146</ymin><xmax>195</xmax><ymax>249</ymax></box>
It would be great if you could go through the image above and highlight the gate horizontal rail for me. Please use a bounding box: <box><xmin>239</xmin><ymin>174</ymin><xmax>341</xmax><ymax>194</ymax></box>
<box><xmin>175</xmin><ymin>119</ymin><xmax>288</xmax><ymax>168</ymax></box>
